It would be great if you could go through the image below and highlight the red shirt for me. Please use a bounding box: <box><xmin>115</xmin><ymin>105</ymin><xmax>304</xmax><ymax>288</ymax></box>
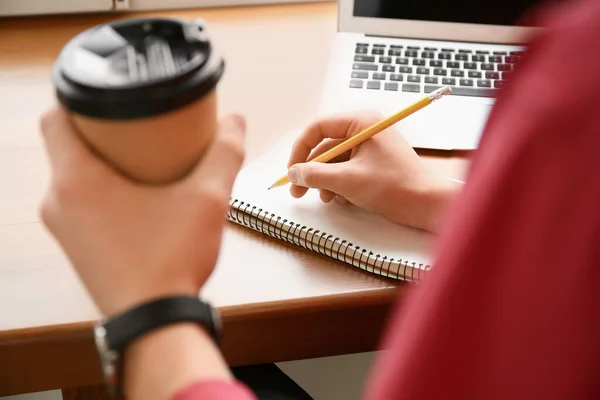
<box><xmin>175</xmin><ymin>0</ymin><xmax>600</xmax><ymax>398</ymax></box>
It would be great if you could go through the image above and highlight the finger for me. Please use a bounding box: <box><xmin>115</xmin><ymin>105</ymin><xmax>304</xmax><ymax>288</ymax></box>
<box><xmin>290</xmin><ymin>184</ymin><xmax>309</xmax><ymax>199</ymax></box>
<box><xmin>40</xmin><ymin>107</ymin><xmax>112</xmax><ymax>178</ymax></box>
<box><xmin>319</xmin><ymin>189</ymin><xmax>335</xmax><ymax>203</ymax></box>
<box><xmin>307</xmin><ymin>138</ymin><xmax>348</xmax><ymax>163</ymax></box>
<box><xmin>287</xmin><ymin>110</ymin><xmax>382</xmax><ymax>169</ymax></box>
<box><xmin>336</xmin><ymin>195</ymin><xmax>349</xmax><ymax>205</ymax></box>
<box><xmin>187</xmin><ymin>114</ymin><xmax>246</xmax><ymax>197</ymax></box>
<box><xmin>289</xmin><ymin>138</ymin><xmax>348</xmax><ymax>198</ymax></box>
<box><xmin>288</xmin><ymin>161</ymin><xmax>350</xmax><ymax>195</ymax></box>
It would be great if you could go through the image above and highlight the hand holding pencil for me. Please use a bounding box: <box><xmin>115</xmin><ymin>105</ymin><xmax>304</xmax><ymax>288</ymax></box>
<box><xmin>272</xmin><ymin>85</ymin><xmax>459</xmax><ymax>232</ymax></box>
<box><xmin>269</xmin><ymin>86</ymin><xmax>451</xmax><ymax>190</ymax></box>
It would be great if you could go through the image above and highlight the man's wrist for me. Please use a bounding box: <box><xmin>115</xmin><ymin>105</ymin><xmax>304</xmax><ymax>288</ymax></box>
<box><xmin>125</xmin><ymin>323</ymin><xmax>233</xmax><ymax>400</ymax></box>
<box><xmin>100</xmin><ymin>286</ymin><xmax>200</xmax><ymax>318</ymax></box>
<box><xmin>420</xmin><ymin>176</ymin><xmax>463</xmax><ymax>231</ymax></box>
<box><xmin>398</xmin><ymin>175</ymin><xmax>462</xmax><ymax>232</ymax></box>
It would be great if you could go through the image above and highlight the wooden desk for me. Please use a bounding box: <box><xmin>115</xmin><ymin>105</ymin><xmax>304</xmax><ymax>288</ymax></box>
<box><xmin>0</xmin><ymin>2</ymin><xmax>468</xmax><ymax>398</ymax></box>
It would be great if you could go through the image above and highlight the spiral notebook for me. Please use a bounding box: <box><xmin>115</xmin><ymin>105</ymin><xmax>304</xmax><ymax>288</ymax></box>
<box><xmin>227</xmin><ymin>132</ymin><xmax>435</xmax><ymax>282</ymax></box>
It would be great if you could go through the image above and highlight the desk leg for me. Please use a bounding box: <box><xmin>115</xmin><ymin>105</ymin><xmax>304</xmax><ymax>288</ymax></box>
<box><xmin>62</xmin><ymin>385</ymin><xmax>113</xmax><ymax>400</ymax></box>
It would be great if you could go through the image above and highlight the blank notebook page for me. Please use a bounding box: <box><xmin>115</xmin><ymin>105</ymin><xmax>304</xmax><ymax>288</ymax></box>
<box><xmin>228</xmin><ymin>131</ymin><xmax>435</xmax><ymax>281</ymax></box>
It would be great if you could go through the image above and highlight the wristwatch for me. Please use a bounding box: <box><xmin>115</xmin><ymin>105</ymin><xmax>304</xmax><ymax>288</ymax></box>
<box><xmin>93</xmin><ymin>296</ymin><xmax>222</xmax><ymax>396</ymax></box>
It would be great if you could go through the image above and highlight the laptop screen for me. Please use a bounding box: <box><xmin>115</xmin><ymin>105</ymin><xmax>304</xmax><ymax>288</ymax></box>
<box><xmin>353</xmin><ymin>0</ymin><xmax>548</xmax><ymax>27</ymax></box>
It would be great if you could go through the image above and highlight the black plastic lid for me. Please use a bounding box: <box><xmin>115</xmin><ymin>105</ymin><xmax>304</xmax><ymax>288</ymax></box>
<box><xmin>52</xmin><ymin>17</ymin><xmax>224</xmax><ymax>120</ymax></box>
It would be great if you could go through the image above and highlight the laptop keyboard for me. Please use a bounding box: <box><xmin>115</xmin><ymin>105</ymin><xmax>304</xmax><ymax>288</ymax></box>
<box><xmin>351</xmin><ymin>43</ymin><xmax>523</xmax><ymax>97</ymax></box>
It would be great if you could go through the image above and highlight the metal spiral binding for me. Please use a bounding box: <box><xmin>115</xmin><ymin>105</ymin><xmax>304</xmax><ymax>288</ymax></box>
<box><xmin>373</xmin><ymin>254</ymin><xmax>383</xmax><ymax>275</ymax></box>
<box><xmin>366</xmin><ymin>251</ymin><xmax>374</xmax><ymax>274</ymax></box>
<box><xmin>306</xmin><ymin>229</ymin><xmax>315</xmax><ymax>252</ymax></box>
<box><xmin>325</xmin><ymin>235</ymin><xmax>334</xmax><ymax>258</ymax></box>
<box><xmin>226</xmin><ymin>198</ymin><xmax>430</xmax><ymax>282</ymax></box>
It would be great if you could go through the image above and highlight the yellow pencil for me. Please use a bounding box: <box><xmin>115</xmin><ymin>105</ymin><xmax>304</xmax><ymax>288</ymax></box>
<box><xmin>268</xmin><ymin>85</ymin><xmax>452</xmax><ymax>190</ymax></box>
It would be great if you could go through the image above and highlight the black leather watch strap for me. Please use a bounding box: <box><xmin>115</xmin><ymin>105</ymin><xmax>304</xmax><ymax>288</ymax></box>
<box><xmin>103</xmin><ymin>296</ymin><xmax>221</xmax><ymax>352</ymax></box>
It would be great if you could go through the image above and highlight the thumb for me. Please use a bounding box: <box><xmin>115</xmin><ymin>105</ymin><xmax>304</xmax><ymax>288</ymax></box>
<box><xmin>288</xmin><ymin>162</ymin><xmax>348</xmax><ymax>194</ymax></box>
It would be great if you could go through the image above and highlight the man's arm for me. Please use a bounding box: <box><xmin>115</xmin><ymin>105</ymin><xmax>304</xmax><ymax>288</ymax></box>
<box><xmin>366</xmin><ymin>1</ymin><xmax>600</xmax><ymax>399</ymax></box>
<box><xmin>125</xmin><ymin>324</ymin><xmax>256</xmax><ymax>400</ymax></box>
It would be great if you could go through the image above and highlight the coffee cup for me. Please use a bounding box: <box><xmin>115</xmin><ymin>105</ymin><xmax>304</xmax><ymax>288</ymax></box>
<box><xmin>52</xmin><ymin>17</ymin><xmax>225</xmax><ymax>184</ymax></box>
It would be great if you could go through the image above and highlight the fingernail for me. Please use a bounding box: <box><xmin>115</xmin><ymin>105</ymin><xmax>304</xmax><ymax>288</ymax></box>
<box><xmin>230</xmin><ymin>114</ymin><xmax>246</xmax><ymax>132</ymax></box>
<box><xmin>288</xmin><ymin>166</ymin><xmax>300</xmax><ymax>184</ymax></box>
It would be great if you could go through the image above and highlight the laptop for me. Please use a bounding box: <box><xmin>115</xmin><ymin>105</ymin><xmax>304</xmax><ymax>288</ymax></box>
<box><xmin>318</xmin><ymin>0</ymin><xmax>543</xmax><ymax>150</ymax></box>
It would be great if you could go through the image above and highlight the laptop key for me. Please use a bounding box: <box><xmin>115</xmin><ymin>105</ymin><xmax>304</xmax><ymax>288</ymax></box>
<box><xmin>438</xmin><ymin>52</ymin><xmax>452</xmax><ymax>60</ymax></box>
<box><xmin>451</xmin><ymin>70</ymin><xmax>464</xmax><ymax>77</ymax></box>
<box><xmin>390</xmin><ymin>45</ymin><xmax>403</xmax><ymax>49</ymax></box>
<box><xmin>476</xmin><ymin>50</ymin><xmax>489</xmax><ymax>54</ymax></box>
<box><xmin>430</xmin><ymin>60</ymin><xmax>443</xmax><ymax>67</ymax></box>
<box><xmin>498</xmin><ymin>64</ymin><xmax>513</xmax><ymax>71</ymax></box>
<box><xmin>372</xmin><ymin>48</ymin><xmax>385</xmax><ymax>55</ymax></box>
<box><xmin>349</xmin><ymin>80</ymin><xmax>364</xmax><ymax>89</ymax></box>
<box><xmin>388</xmin><ymin>49</ymin><xmax>403</xmax><ymax>56</ymax></box>
<box><xmin>417</xmin><ymin>67</ymin><xmax>430</xmax><ymax>75</ymax></box>
<box><xmin>421</xmin><ymin>51</ymin><xmax>435</xmax><ymax>59</ymax></box>
<box><xmin>481</xmin><ymin>63</ymin><xmax>495</xmax><ymax>71</ymax></box>
<box><xmin>354</xmin><ymin>55</ymin><xmax>375</xmax><ymax>62</ymax></box>
<box><xmin>390</xmin><ymin>74</ymin><xmax>404</xmax><ymax>81</ymax></box>
<box><xmin>424</xmin><ymin>85</ymin><xmax>442</xmax><ymax>93</ymax></box>
<box><xmin>464</xmin><ymin>62</ymin><xmax>477</xmax><ymax>70</ymax></box>
<box><xmin>405</xmin><ymin>50</ymin><xmax>418</xmax><ymax>57</ymax></box>
<box><xmin>357</xmin><ymin>42</ymin><xmax>369</xmax><ymax>46</ymax></box>
<box><xmin>468</xmin><ymin>71</ymin><xmax>482</xmax><ymax>78</ymax></box>
<box><xmin>373</xmin><ymin>44</ymin><xmax>386</xmax><ymax>48</ymax></box>
<box><xmin>399</xmin><ymin>66</ymin><xmax>413</xmax><ymax>73</ymax></box>
<box><xmin>459</xmin><ymin>49</ymin><xmax>472</xmax><ymax>53</ymax></box>
<box><xmin>441</xmin><ymin>48</ymin><xmax>455</xmax><ymax>52</ymax></box>
<box><xmin>402</xmin><ymin>84</ymin><xmax>421</xmax><ymax>93</ymax></box>
<box><xmin>505</xmin><ymin>55</ymin><xmax>521</xmax><ymax>63</ymax></box>
<box><xmin>351</xmin><ymin>71</ymin><xmax>368</xmax><ymax>79</ymax></box>
<box><xmin>502</xmin><ymin>71</ymin><xmax>513</xmax><ymax>80</ymax></box>
<box><xmin>455</xmin><ymin>54</ymin><xmax>468</xmax><ymax>61</ymax></box>
<box><xmin>449</xmin><ymin>87</ymin><xmax>497</xmax><ymax>97</ymax></box>
<box><xmin>413</xmin><ymin>59</ymin><xmax>426</xmax><ymax>66</ymax></box>
<box><xmin>395</xmin><ymin>57</ymin><xmax>409</xmax><ymax>65</ymax></box>
<box><xmin>493</xmin><ymin>51</ymin><xmax>507</xmax><ymax>55</ymax></box>
<box><xmin>353</xmin><ymin>63</ymin><xmax>378</xmax><ymax>71</ymax></box>
<box><xmin>383</xmin><ymin>65</ymin><xmax>395</xmax><ymax>72</ymax></box>
<box><xmin>407</xmin><ymin>75</ymin><xmax>421</xmax><ymax>83</ymax></box>
<box><xmin>442</xmin><ymin>78</ymin><xmax>456</xmax><ymax>85</ymax></box>
<box><xmin>379</xmin><ymin>56</ymin><xmax>392</xmax><ymax>64</ymax></box>
<box><xmin>477</xmin><ymin>79</ymin><xmax>492</xmax><ymax>87</ymax></box>
<box><xmin>485</xmin><ymin>72</ymin><xmax>500</xmax><ymax>80</ymax></box>
<box><xmin>472</xmin><ymin>54</ymin><xmax>485</xmax><ymax>62</ymax></box>
<box><xmin>434</xmin><ymin>68</ymin><xmax>447</xmax><ymax>76</ymax></box>
<box><xmin>460</xmin><ymin>79</ymin><xmax>474</xmax><ymax>86</ymax></box>
<box><xmin>425</xmin><ymin>76</ymin><xmax>438</xmax><ymax>84</ymax></box>
<box><xmin>384</xmin><ymin>82</ymin><xmax>399</xmax><ymax>91</ymax></box>
<box><xmin>367</xmin><ymin>81</ymin><xmax>381</xmax><ymax>90</ymax></box>
<box><xmin>424</xmin><ymin>47</ymin><xmax>438</xmax><ymax>51</ymax></box>
<box><xmin>510</xmin><ymin>51</ymin><xmax>525</xmax><ymax>56</ymax></box>
<box><xmin>356</xmin><ymin>47</ymin><xmax>368</xmax><ymax>54</ymax></box>
<box><xmin>447</xmin><ymin>61</ymin><xmax>460</xmax><ymax>69</ymax></box>
<box><xmin>489</xmin><ymin>55</ymin><xmax>502</xmax><ymax>63</ymax></box>
<box><xmin>407</xmin><ymin>46</ymin><xmax>421</xmax><ymax>50</ymax></box>
<box><xmin>494</xmin><ymin>80</ymin><xmax>505</xmax><ymax>89</ymax></box>
<box><xmin>373</xmin><ymin>73</ymin><xmax>386</xmax><ymax>80</ymax></box>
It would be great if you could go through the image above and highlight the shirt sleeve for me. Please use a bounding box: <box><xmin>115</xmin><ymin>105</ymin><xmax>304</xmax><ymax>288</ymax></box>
<box><xmin>173</xmin><ymin>380</ymin><xmax>257</xmax><ymax>400</ymax></box>
<box><xmin>366</xmin><ymin>0</ymin><xmax>600</xmax><ymax>399</ymax></box>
